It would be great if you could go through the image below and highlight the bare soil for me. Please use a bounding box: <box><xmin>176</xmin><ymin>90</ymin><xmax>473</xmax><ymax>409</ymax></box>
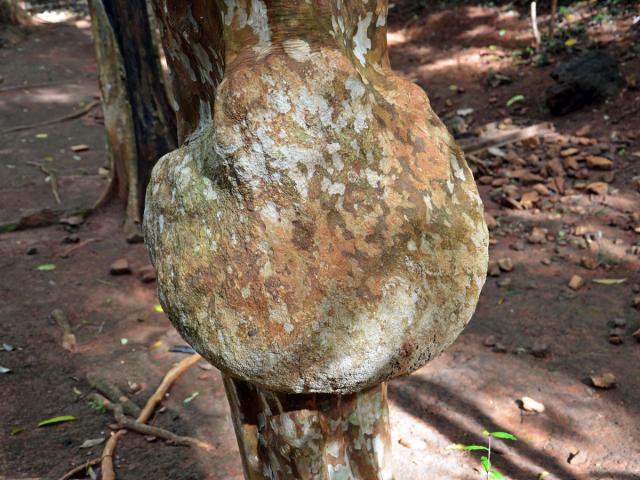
<box><xmin>1</xmin><ymin>3</ymin><xmax>639</xmax><ymax>479</ymax></box>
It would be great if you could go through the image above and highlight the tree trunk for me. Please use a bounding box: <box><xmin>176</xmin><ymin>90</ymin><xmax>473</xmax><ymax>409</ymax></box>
<box><xmin>0</xmin><ymin>0</ymin><xmax>26</xmax><ymax>26</ymax></box>
<box><xmin>223</xmin><ymin>376</ymin><xmax>393</xmax><ymax>480</ymax></box>
<box><xmin>89</xmin><ymin>0</ymin><xmax>176</xmax><ymax>242</ymax></box>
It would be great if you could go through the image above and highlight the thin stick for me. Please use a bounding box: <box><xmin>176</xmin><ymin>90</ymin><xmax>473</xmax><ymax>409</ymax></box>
<box><xmin>100</xmin><ymin>353</ymin><xmax>202</xmax><ymax>480</ymax></box>
<box><xmin>60</xmin><ymin>237</ymin><xmax>102</xmax><ymax>258</ymax></box>
<box><xmin>2</xmin><ymin>100</ymin><xmax>100</xmax><ymax>134</ymax></box>
<box><xmin>57</xmin><ymin>457</ymin><xmax>101</xmax><ymax>480</ymax></box>
<box><xmin>26</xmin><ymin>161</ymin><xmax>61</xmax><ymax>205</ymax></box>
<box><xmin>88</xmin><ymin>393</ymin><xmax>214</xmax><ymax>452</ymax></box>
<box><xmin>531</xmin><ymin>2</ymin><xmax>541</xmax><ymax>47</ymax></box>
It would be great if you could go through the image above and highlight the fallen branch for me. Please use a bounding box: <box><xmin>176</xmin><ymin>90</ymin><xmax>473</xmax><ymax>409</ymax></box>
<box><xmin>0</xmin><ymin>208</ymin><xmax>92</xmax><ymax>234</ymax></box>
<box><xmin>100</xmin><ymin>353</ymin><xmax>202</xmax><ymax>480</ymax></box>
<box><xmin>88</xmin><ymin>394</ymin><xmax>214</xmax><ymax>452</ymax></box>
<box><xmin>57</xmin><ymin>457</ymin><xmax>101</xmax><ymax>480</ymax></box>
<box><xmin>459</xmin><ymin>122</ymin><xmax>554</xmax><ymax>155</ymax></box>
<box><xmin>27</xmin><ymin>161</ymin><xmax>61</xmax><ymax>205</ymax></box>
<box><xmin>60</xmin><ymin>237</ymin><xmax>102</xmax><ymax>258</ymax></box>
<box><xmin>2</xmin><ymin>100</ymin><xmax>100</xmax><ymax>134</ymax></box>
<box><xmin>86</xmin><ymin>373</ymin><xmax>141</xmax><ymax>418</ymax></box>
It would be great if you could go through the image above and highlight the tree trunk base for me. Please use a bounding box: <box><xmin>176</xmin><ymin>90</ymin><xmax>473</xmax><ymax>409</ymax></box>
<box><xmin>223</xmin><ymin>376</ymin><xmax>393</xmax><ymax>480</ymax></box>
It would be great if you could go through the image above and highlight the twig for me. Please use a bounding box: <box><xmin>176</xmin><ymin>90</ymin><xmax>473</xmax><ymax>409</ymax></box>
<box><xmin>86</xmin><ymin>373</ymin><xmax>141</xmax><ymax>418</ymax></box>
<box><xmin>57</xmin><ymin>457</ymin><xmax>100</xmax><ymax>480</ymax></box>
<box><xmin>2</xmin><ymin>100</ymin><xmax>100</xmax><ymax>134</ymax></box>
<box><xmin>100</xmin><ymin>353</ymin><xmax>202</xmax><ymax>480</ymax></box>
<box><xmin>26</xmin><ymin>161</ymin><xmax>61</xmax><ymax>205</ymax></box>
<box><xmin>88</xmin><ymin>394</ymin><xmax>214</xmax><ymax>452</ymax></box>
<box><xmin>137</xmin><ymin>353</ymin><xmax>203</xmax><ymax>423</ymax></box>
<box><xmin>60</xmin><ymin>237</ymin><xmax>101</xmax><ymax>258</ymax></box>
<box><xmin>458</xmin><ymin>122</ymin><xmax>554</xmax><ymax>155</ymax></box>
<box><xmin>0</xmin><ymin>81</ymin><xmax>68</xmax><ymax>94</ymax></box>
<box><xmin>51</xmin><ymin>309</ymin><xmax>76</xmax><ymax>353</ymax></box>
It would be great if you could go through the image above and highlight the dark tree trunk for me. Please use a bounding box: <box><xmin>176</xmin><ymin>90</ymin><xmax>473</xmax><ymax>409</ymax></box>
<box><xmin>89</xmin><ymin>0</ymin><xmax>176</xmax><ymax>242</ymax></box>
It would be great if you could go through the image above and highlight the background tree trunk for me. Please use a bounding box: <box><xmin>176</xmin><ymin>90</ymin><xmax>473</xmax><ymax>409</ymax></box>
<box><xmin>89</xmin><ymin>0</ymin><xmax>176</xmax><ymax>242</ymax></box>
<box><xmin>0</xmin><ymin>0</ymin><xmax>26</xmax><ymax>26</ymax></box>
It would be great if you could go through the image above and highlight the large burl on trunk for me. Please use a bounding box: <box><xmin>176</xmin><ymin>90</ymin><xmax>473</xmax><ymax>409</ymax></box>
<box><xmin>145</xmin><ymin>0</ymin><xmax>488</xmax><ymax>395</ymax></box>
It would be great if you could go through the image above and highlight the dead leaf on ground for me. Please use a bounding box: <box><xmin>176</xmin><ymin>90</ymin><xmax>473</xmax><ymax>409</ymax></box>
<box><xmin>521</xmin><ymin>396</ymin><xmax>545</xmax><ymax>413</ymax></box>
<box><xmin>399</xmin><ymin>437</ymin><xmax>428</xmax><ymax>450</ymax></box>
<box><xmin>591</xmin><ymin>372</ymin><xmax>616</xmax><ymax>389</ymax></box>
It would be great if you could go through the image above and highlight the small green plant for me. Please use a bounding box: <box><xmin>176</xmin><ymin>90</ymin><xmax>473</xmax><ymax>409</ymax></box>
<box><xmin>87</xmin><ymin>398</ymin><xmax>106</xmax><ymax>413</ymax></box>
<box><xmin>449</xmin><ymin>430</ymin><xmax>518</xmax><ymax>480</ymax></box>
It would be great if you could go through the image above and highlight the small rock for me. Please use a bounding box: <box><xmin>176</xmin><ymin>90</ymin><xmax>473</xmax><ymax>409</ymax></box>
<box><xmin>510</xmin><ymin>240</ymin><xmax>526</xmax><ymax>251</ymax></box>
<box><xmin>59</xmin><ymin>216</ymin><xmax>85</xmax><ymax>227</ymax></box>
<box><xmin>632</xmin><ymin>296</ymin><xmax>640</xmax><ymax>309</ymax></box>
<box><xmin>580</xmin><ymin>256</ymin><xmax>599</xmax><ymax>270</ymax></box>
<box><xmin>398</xmin><ymin>437</ymin><xmax>428</xmax><ymax>450</ymax></box>
<box><xmin>590</xmin><ymin>372</ymin><xmax>616</xmax><ymax>389</ymax></box>
<box><xmin>541</xmin><ymin>258</ymin><xmax>552</xmax><ymax>266</ymax></box>
<box><xmin>497</xmin><ymin>278</ymin><xmax>512</xmax><ymax>288</ymax></box>
<box><xmin>528</xmin><ymin>227</ymin><xmax>547</xmax><ymax>244</ymax></box>
<box><xmin>567</xmin><ymin>450</ymin><xmax>588</xmax><ymax>465</ymax></box>
<box><xmin>63</xmin><ymin>234</ymin><xmax>80</xmax><ymax>244</ymax></box>
<box><xmin>485</xmin><ymin>212</ymin><xmax>498</xmax><ymax>231</ymax></box>
<box><xmin>483</xmin><ymin>335</ymin><xmax>497</xmax><ymax>347</ymax></box>
<box><xmin>568</xmin><ymin>275</ymin><xmax>585</xmax><ymax>290</ymax></box>
<box><xmin>493</xmin><ymin>342</ymin><xmax>507</xmax><ymax>353</ymax></box>
<box><xmin>497</xmin><ymin>258</ymin><xmax>513</xmax><ymax>272</ymax></box>
<box><xmin>531</xmin><ymin>341</ymin><xmax>550</xmax><ymax>358</ymax></box>
<box><xmin>612</xmin><ymin>318</ymin><xmax>626</xmax><ymax>328</ymax></box>
<box><xmin>70</xmin><ymin>144</ymin><xmax>90</xmax><ymax>152</ymax></box>
<box><xmin>587</xmin><ymin>182</ymin><xmax>608</xmax><ymax>195</ymax></box>
<box><xmin>521</xmin><ymin>396</ymin><xmax>545</xmax><ymax>413</ymax></box>
<box><xmin>110</xmin><ymin>258</ymin><xmax>131</xmax><ymax>275</ymax></box>
<box><xmin>586</xmin><ymin>155</ymin><xmax>613</xmax><ymax>170</ymax></box>
<box><xmin>138</xmin><ymin>265</ymin><xmax>156</xmax><ymax>283</ymax></box>
<box><xmin>26</xmin><ymin>246</ymin><xmax>38</xmax><ymax>255</ymax></box>
<box><xmin>632</xmin><ymin>328</ymin><xmax>640</xmax><ymax>342</ymax></box>
<box><xmin>488</xmin><ymin>263</ymin><xmax>501</xmax><ymax>277</ymax></box>
<box><xmin>560</xmin><ymin>147</ymin><xmax>580</xmax><ymax>157</ymax></box>
<box><xmin>608</xmin><ymin>328</ymin><xmax>624</xmax><ymax>345</ymax></box>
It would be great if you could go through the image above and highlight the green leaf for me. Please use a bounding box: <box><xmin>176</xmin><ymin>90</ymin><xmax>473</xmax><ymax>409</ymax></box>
<box><xmin>481</xmin><ymin>456</ymin><xmax>491</xmax><ymax>473</ymax></box>
<box><xmin>592</xmin><ymin>278</ymin><xmax>626</xmax><ymax>285</ymax></box>
<box><xmin>10</xmin><ymin>426</ymin><xmax>25</xmax><ymax>436</ymax></box>
<box><xmin>492</xmin><ymin>470</ymin><xmax>506</xmax><ymax>480</ymax></box>
<box><xmin>0</xmin><ymin>366</ymin><xmax>12</xmax><ymax>374</ymax></box>
<box><xmin>506</xmin><ymin>94</ymin><xmax>525</xmax><ymax>107</ymax></box>
<box><xmin>37</xmin><ymin>264</ymin><xmax>56</xmax><ymax>272</ymax></box>
<box><xmin>488</xmin><ymin>431</ymin><xmax>518</xmax><ymax>441</ymax></box>
<box><xmin>154</xmin><ymin>303</ymin><xmax>164</xmax><ymax>313</ymax></box>
<box><xmin>184</xmin><ymin>391</ymin><xmax>200</xmax><ymax>404</ymax></box>
<box><xmin>446</xmin><ymin>443</ymin><xmax>467</xmax><ymax>450</ymax></box>
<box><xmin>463</xmin><ymin>445</ymin><xmax>490</xmax><ymax>451</ymax></box>
<box><xmin>37</xmin><ymin>415</ymin><xmax>76</xmax><ymax>427</ymax></box>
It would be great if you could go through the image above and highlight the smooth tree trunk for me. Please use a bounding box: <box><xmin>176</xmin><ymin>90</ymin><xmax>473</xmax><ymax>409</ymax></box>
<box><xmin>89</xmin><ymin>0</ymin><xmax>176</xmax><ymax>242</ymax></box>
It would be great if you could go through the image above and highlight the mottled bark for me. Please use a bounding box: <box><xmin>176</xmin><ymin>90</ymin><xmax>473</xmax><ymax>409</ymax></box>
<box><xmin>224</xmin><ymin>376</ymin><xmax>392</xmax><ymax>480</ymax></box>
<box><xmin>89</xmin><ymin>0</ymin><xmax>176</xmax><ymax>242</ymax></box>
<box><xmin>146</xmin><ymin>1</ymin><xmax>488</xmax><ymax>478</ymax></box>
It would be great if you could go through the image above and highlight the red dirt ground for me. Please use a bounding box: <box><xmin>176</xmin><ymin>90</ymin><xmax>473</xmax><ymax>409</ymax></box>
<box><xmin>1</xmin><ymin>3</ymin><xmax>639</xmax><ymax>479</ymax></box>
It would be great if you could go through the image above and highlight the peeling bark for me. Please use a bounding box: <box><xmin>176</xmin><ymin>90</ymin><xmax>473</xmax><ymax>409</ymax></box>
<box><xmin>89</xmin><ymin>0</ymin><xmax>176</xmax><ymax>242</ymax></box>
<box><xmin>223</xmin><ymin>376</ymin><xmax>392</xmax><ymax>480</ymax></box>
<box><xmin>146</xmin><ymin>1</ymin><xmax>488</xmax><ymax>477</ymax></box>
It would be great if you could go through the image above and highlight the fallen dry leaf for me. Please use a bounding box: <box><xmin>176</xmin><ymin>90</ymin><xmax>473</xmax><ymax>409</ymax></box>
<box><xmin>587</xmin><ymin>182</ymin><xmax>608</xmax><ymax>195</ymax></box>
<box><xmin>586</xmin><ymin>155</ymin><xmax>613</xmax><ymax>170</ymax></box>
<box><xmin>521</xmin><ymin>396</ymin><xmax>545</xmax><ymax>413</ymax></box>
<box><xmin>399</xmin><ymin>437</ymin><xmax>428</xmax><ymax>450</ymax></box>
